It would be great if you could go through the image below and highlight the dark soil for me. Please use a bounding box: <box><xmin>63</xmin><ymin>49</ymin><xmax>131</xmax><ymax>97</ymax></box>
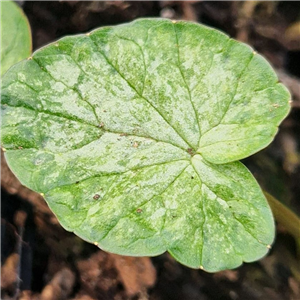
<box><xmin>2</xmin><ymin>1</ymin><xmax>300</xmax><ymax>300</ymax></box>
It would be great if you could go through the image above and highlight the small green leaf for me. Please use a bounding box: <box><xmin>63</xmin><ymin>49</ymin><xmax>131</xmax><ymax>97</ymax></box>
<box><xmin>1</xmin><ymin>0</ymin><xmax>32</xmax><ymax>76</ymax></box>
<box><xmin>1</xmin><ymin>19</ymin><xmax>291</xmax><ymax>272</ymax></box>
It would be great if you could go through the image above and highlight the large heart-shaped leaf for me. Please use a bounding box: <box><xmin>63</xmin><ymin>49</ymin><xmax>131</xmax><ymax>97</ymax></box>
<box><xmin>1</xmin><ymin>19</ymin><xmax>290</xmax><ymax>272</ymax></box>
<box><xmin>0</xmin><ymin>0</ymin><xmax>32</xmax><ymax>76</ymax></box>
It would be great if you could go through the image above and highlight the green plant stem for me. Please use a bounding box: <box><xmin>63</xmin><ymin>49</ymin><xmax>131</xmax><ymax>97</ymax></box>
<box><xmin>264</xmin><ymin>191</ymin><xmax>300</xmax><ymax>256</ymax></box>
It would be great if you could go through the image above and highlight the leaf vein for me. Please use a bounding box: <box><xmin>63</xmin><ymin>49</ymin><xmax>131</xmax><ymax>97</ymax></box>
<box><xmin>99</xmin><ymin>163</ymin><xmax>190</xmax><ymax>243</ymax></box>
<box><xmin>113</xmin><ymin>35</ymin><xmax>147</xmax><ymax>96</ymax></box>
<box><xmin>200</xmin><ymin>52</ymin><xmax>255</xmax><ymax>141</ymax></box>
<box><xmin>45</xmin><ymin>159</ymin><xmax>190</xmax><ymax>192</ymax></box>
<box><xmin>87</xmin><ymin>35</ymin><xmax>193</xmax><ymax>149</ymax></box>
<box><xmin>32</xmin><ymin>57</ymin><xmax>100</xmax><ymax>124</ymax></box>
<box><xmin>190</xmin><ymin>163</ymin><xmax>205</xmax><ymax>266</ymax></box>
<box><xmin>173</xmin><ymin>23</ymin><xmax>201</xmax><ymax>142</ymax></box>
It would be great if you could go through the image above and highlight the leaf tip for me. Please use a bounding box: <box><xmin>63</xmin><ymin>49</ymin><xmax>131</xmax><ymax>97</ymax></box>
<box><xmin>267</xmin><ymin>244</ymin><xmax>272</xmax><ymax>249</ymax></box>
<box><xmin>2</xmin><ymin>147</ymin><xmax>7</xmax><ymax>152</ymax></box>
<box><xmin>94</xmin><ymin>242</ymin><xmax>99</xmax><ymax>246</ymax></box>
<box><xmin>40</xmin><ymin>192</ymin><xmax>45</xmax><ymax>197</ymax></box>
<box><xmin>199</xmin><ymin>265</ymin><xmax>204</xmax><ymax>270</ymax></box>
<box><xmin>27</xmin><ymin>56</ymin><xmax>33</xmax><ymax>60</ymax></box>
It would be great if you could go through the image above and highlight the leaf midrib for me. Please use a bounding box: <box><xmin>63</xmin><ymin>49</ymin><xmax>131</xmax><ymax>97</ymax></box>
<box><xmin>87</xmin><ymin>35</ymin><xmax>195</xmax><ymax>150</ymax></box>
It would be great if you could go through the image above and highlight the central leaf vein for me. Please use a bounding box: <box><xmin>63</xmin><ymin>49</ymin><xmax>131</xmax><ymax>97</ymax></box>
<box><xmin>173</xmin><ymin>23</ymin><xmax>201</xmax><ymax>144</ymax></box>
<box><xmin>87</xmin><ymin>36</ymin><xmax>194</xmax><ymax>150</ymax></box>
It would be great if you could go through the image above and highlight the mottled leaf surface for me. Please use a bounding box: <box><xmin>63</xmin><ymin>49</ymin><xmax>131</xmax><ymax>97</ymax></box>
<box><xmin>0</xmin><ymin>0</ymin><xmax>32</xmax><ymax>76</ymax></box>
<box><xmin>1</xmin><ymin>19</ymin><xmax>291</xmax><ymax>271</ymax></box>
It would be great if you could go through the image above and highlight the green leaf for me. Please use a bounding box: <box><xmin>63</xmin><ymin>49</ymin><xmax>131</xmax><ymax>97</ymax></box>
<box><xmin>1</xmin><ymin>0</ymin><xmax>32</xmax><ymax>76</ymax></box>
<box><xmin>1</xmin><ymin>19</ymin><xmax>291</xmax><ymax>272</ymax></box>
